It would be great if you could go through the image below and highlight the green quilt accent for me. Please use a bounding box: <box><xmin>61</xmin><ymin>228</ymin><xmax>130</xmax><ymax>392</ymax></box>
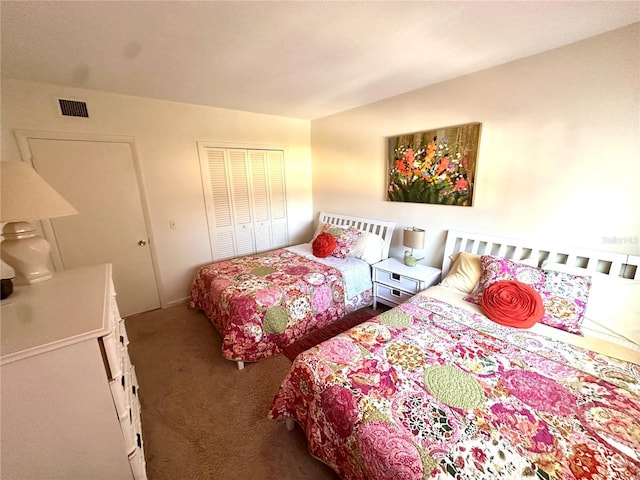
<box><xmin>251</xmin><ymin>266</ymin><xmax>275</xmax><ymax>277</ymax></box>
<box><xmin>377</xmin><ymin>309</ymin><xmax>412</xmax><ymax>328</ymax></box>
<box><xmin>417</xmin><ymin>446</ymin><xmax>437</xmax><ymax>479</ymax></box>
<box><xmin>356</xmin><ymin>343</ymin><xmax>372</xmax><ymax>358</ymax></box>
<box><xmin>361</xmin><ymin>398</ymin><xmax>392</xmax><ymax>424</ymax></box>
<box><xmin>263</xmin><ymin>306</ymin><xmax>289</xmax><ymax>334</ymax></box>
<box><xmin>424</xmin><ymin>365</ymin><xmax>485</xmax><ymax>410</ymax></box>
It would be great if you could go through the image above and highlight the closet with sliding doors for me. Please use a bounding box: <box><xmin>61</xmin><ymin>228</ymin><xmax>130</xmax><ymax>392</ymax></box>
<box><xmin>198</xmin><ymin>145</ymin><xmax>289</xmax><ymax>261</ymax></box>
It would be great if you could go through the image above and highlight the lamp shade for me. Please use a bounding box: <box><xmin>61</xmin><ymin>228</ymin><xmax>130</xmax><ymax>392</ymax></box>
<box><xmin>403</xmin><ymin>227</ymin><xmax>425</xmax><ymax>250</ymax></box>
<box><xmin>1</xmin><ymin>161</ymin><xmax>78</xmax><ymax>286</ymax></box>
<box><xmin>1</xmin><ymin>161</ymin><xmax>78</xmax><ymax>222</ymax></box>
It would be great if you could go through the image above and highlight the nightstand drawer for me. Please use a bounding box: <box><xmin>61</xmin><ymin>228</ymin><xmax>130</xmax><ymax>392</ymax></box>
<box><xmin>374</xmin><ymin>283</ymin><xmax>414</xmax><ymax>305</ymax></box>
<box><xmin>374</xmin><ymin>268</ymin><xmax>422</xmax><ymax>294</ymax></box>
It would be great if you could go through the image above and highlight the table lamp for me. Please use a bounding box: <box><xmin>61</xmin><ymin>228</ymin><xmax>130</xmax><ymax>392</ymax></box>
<box><xmin>1</xmin><ymin>161</ymin><xmax>78</xmax><ymax>285</ymax></box>
<box><xmin>403</xmin><ymin>227</ymin><xmax>425</xmax><ymax>267</ymax></box>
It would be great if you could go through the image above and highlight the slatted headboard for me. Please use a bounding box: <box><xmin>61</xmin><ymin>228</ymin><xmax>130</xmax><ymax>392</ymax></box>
<box><xmin>318</xmin><ymin>212</ymin><xmax>395</xmax><ymax>259</ymax></box>
<box><xmin>443</xmin><ymin>229</ymin><xmax>639</xmax><ymax>280</ymax></box>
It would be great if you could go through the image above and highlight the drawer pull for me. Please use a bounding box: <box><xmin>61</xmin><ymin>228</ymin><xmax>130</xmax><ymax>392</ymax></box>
<box><xmin>391</xmin><ymin>273</ymin><xmax>401</xmax><ymax>281</ymax></box>
<box><xmin>392</xmin><ymin>289</ymin><xmax>401</xmax><ymax>297</ymax></box>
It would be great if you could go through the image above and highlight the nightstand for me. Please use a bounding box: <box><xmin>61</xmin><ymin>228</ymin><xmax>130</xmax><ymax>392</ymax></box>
<box><xmin>372</xmin><ymin>257</ymin><xmax>442</xmax><ymax>309</ymax></box>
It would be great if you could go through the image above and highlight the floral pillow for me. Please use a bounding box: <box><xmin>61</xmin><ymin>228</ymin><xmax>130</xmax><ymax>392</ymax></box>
<box><xmin>466</xmin><ymin>255</ymin><xmax>546</xmax><ymax>304</ymax></box>
<box><xmin>539</xmin><ymin>270</ymin><xmax>591</xmax><ymax>335</ymax></box>
<box><xmin>321</xmin><ymin>224</ymin><xmax>362</xmax><ymax>259</ymax></box>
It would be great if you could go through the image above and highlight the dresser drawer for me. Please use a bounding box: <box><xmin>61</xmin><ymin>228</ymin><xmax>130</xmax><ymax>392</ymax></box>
<box><xmin>120</xmin><ymin>411</ymin><xmax>138</xmax><ymax>456</ymax></box>
<box><xmin>109</xmin><ymin>374</ymin><xmax>129</xmax><ymax>419</ymax></box>
<box><xmin>110</xmin><ymin>353</ymin><xmax>134</xmax><ymax>419</ymax></box>
<box><xmin>128</xmin><ymin>446</ymin><xmax>147</xmax><ymax>480</ymax></box>
<box><xmin>374</xmin><ymin>268</ymin><xmax>422</xmax><ymax>294</ymax></box>
<box><xmin>101</xmin><ymin>329</ymin><xmax>123</xmax><ymax>379</ymax></box>
<box><xmin>374</xmin><ymin>283</ymin><xmax>414</xmax><ymax>306</ymax></box>
<box><xmin>118</xmin><ymin>319</ymin><xmax>130</xmax><ymax>350</ymax></box>
<box><xmin>111</xmin><ymin>294</ymin><xmax>122</xmax><ymax>325</ymax></box>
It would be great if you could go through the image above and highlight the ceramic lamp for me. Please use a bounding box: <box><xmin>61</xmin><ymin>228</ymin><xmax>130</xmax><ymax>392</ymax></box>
<box><xmin>403</xmin><ymin>227</ymin><xmax>425</xmax><ymax>267</ymax></box>
<box><xmin>1</xmin><ymin>161</ymin><xmax>77</xmax><ymax>285</ymax></box>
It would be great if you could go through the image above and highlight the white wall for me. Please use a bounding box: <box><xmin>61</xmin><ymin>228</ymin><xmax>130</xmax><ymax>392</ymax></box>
<box><xmin>3</xmin><ymin>24</ymin><xmax>638</xmax><ymax>308</ymax></box>
<box><xmin>1</xmin><ymin>81</ymin><xmax>313</xmax><ymax>307</ymax></box>
<box><xmin>311</xmin><ymin>23</ymin><xmax>640</xmax><ymax>266</ymax></box>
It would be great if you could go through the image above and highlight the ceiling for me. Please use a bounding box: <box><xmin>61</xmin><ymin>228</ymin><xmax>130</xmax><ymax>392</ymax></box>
<box><xmin>2</xmin><ymin>1</ymin><xmax>639</xmax><ymax>120</ymax></box>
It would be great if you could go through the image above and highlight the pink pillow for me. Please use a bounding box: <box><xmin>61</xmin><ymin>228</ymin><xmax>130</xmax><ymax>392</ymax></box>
<box><xmin>539</xmin><ymin>270</ymin><xmax>591</xmax><ymax>335</ymax></box>
<box><xmin>467</xmin><ymin>256</ymin><xmax>592</xmax><ymax>335</ymax></box>
<box><xmin>321</xmin><ymin>224</ymin><xmax>362</xmax><ymax>259</ymax></box>
<box><xmin>466</xmin><ymin>255</ymin><xmax>546</xmax><ymax>304</ymax></box>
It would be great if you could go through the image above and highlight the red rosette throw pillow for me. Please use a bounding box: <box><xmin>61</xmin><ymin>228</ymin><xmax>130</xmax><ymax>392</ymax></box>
<box><xmin>480</xmin><ymin>280</ymin><xmax>544</xmax><ymax>329</ymax></box>
<box><xmin>312</xmin><ymin>232</ymin><xmax>336</xmax><ymax>258</ymax></box>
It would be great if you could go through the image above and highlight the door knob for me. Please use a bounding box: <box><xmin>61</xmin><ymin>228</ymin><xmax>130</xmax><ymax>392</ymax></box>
<box><xmin>138</xmin><ymin>240</ymin><xmax>147</xmax><ymax>246</ymax></box>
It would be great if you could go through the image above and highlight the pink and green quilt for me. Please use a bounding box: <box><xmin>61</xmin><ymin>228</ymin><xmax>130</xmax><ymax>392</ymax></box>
<box><xmin>189</xmin><ymin>248</ymin><xmax>372</xmax><ymax>362</ymax></box>
<box><xmin>270</xmin><ymin>294</ymin><xmax>640</xmax><ymax>479</ymax></box>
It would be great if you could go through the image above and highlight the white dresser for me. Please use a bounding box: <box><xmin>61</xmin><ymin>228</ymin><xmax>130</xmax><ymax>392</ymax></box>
<box><xmin>0</xmin><ymin>264</ymin><xmax>147</xmax><ymax>479</ymax></box>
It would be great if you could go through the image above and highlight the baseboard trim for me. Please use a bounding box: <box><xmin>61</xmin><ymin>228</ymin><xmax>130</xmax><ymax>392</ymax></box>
<box><xmin>164</xmin><ymin>297</ymin><xmax>190</xmax><ymax>308</ymax></box>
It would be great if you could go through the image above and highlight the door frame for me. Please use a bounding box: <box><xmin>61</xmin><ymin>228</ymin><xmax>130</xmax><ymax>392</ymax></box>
<box><xmin>14</xmin><ymin>129</ymin><xmax>163</xmax><ymax>307</ymax></box>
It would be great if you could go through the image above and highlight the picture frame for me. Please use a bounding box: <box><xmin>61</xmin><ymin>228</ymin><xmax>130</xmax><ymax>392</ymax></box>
<box><xmin>387</xmin><ymin>122</ymin><xmax>481</xmax><ymax>206</ymax></box>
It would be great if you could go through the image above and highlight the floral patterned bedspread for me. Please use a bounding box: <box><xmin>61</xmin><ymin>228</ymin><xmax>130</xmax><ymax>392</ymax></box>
<box><xmin>270</xmin><ymin>294</ymin><xmax>640</xmax><ymax>480</ymax></box>
<box><xmin>189</xmin><ymin>248</ymin><xmax>372</xmax><ymax>362</ymax></box>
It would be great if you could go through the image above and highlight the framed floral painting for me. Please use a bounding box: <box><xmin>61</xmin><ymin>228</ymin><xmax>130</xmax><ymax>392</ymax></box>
<box><xmin>387</xmin><ymin>122</ymin><xmax>481</xmax><ymax>206</ymax></box>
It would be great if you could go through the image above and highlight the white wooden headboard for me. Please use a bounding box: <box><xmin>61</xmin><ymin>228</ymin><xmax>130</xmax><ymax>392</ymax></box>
<box><xmin>318</xmin><ymin>212</ymin><xmax>395</xmax><ymax>259</ymax></box>
<box><xmin>443</xmin><ymin>229</ymin><xmax>639</xmax><ymax>280</ymax></box>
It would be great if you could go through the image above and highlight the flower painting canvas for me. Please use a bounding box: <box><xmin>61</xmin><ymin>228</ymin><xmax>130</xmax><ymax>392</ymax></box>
<box><xmin>387</xmin><ymin>122</ymin><xmax>481</xmax><ymax>206</ymax></box>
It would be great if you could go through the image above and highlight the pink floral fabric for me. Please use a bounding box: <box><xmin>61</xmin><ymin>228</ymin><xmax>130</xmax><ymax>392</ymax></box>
<box><xmin>321</xmin><ymin>224</ymin><xmax>362</xmax><ymax>258</ymax></box>
<box><xmin>466</xmin><ymin>255</ymin><xmax>546</xmax><ymax>304</ymax></box>
<box><xmin>270</xmin><ymin>294</ymin><xmax>640</xmax><ymax>480</ymax></box>
<box><xmin>189</xmin><ymin>248</ymin><xmax>372</xmax><ymax>362</ymax></box>
<box><xmin>539</xmin><ymin>269</ymin><xmax>591</xmax><ymax>335</ymax></box>
<box><xmin>466</xmin><ymin>256</ymin><xmax>592</xmax><ymax>335</ymax></box>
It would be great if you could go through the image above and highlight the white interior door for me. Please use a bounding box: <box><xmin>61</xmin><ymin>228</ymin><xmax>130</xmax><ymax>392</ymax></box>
<box><xmin>26</xmin><ymin>138</ymin><xmax>160</xmax><ymax>316</ymax></box>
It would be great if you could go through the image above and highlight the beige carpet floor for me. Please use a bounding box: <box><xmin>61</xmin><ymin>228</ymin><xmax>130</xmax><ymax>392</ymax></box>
<box><xmin>125</xmin><ymin>304</ymin><xmax>340</xmax><ymax>480</ymax></box>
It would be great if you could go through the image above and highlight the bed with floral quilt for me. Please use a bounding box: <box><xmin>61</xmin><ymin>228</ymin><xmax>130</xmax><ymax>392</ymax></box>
<box><xmin>189</xmin><ymin>212</ymin><xmax>394</xmax><ymax>369</ymax></box>
<box><xmin>269</xmin><ymin>230</ymin><xmax>640</xmax><ymax>479</ymax></box>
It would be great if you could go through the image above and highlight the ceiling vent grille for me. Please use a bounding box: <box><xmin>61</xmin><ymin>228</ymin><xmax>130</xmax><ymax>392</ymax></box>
<box><xmin>58</xmin><ymin>99</ymin><xmax>89</xmax><ymax>118</ymax></box>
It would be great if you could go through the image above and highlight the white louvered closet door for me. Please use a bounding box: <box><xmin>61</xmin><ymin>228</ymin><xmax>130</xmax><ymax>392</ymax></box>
<box><xmin>248</xmin><ymin>150</ymin><xmax>273</xmax><ymax>252</ymax></box>
<box><xmin>201</xmin><ymin>148</ymin><xmax>236</xmax><ymax>259</ymax></box>
<box><xmin>228</xmin><ymin>150</ymin><xmax>256</xmax><ymax>256</ymax></box>
<box><xmin>267</xmin><ymin>150</ymin><xmax>289</xmax><ymax>248</ymax></box>
<box><xmin>199</xmin><ymin>145</ymin><xmax>288</xmax><ymax>261</ymax></box>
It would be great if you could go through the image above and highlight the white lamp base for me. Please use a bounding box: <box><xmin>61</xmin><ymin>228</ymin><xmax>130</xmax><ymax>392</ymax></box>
<box><xmin>1</xmin><ymin>221</ymin><xmax>53</xmax><ymax>285</ymax></box>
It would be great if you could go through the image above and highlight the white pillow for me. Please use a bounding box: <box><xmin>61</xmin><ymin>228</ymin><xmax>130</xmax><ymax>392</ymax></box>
<box><xmin>349</xmin><ymin>232</ymin><xmax>385</xmax><ymax>264</ymax></box>
<box><xmin>310</xmin><ymin>222</ymin><xmax>327</xmax><ymax>242</ymax></box>
<box><xmin>440</xmin><ymin>252</ymin><xmax>482</xmax><ymax>294</ymax></box>
<box><xmin>542</xmin><ymin>261</ymin><xmax>640</xmax><ymax>345</ymax></box>
<box><xmin>518</xmin><ymin>257</ymin><xmax>540</xmax><ymax>267</ymax></box>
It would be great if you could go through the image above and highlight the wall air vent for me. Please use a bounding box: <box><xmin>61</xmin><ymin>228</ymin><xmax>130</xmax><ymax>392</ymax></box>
<box><xmin>58</xmin><ymin>99</ymin><xmax>89</xmax><ymax>118</ymax></box>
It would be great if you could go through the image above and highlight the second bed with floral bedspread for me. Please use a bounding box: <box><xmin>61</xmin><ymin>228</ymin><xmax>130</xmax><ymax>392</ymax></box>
<box><xmin>190</xmin><ymin>247</ymin><xmax>373</xmax><ymax>363</ymax></box>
